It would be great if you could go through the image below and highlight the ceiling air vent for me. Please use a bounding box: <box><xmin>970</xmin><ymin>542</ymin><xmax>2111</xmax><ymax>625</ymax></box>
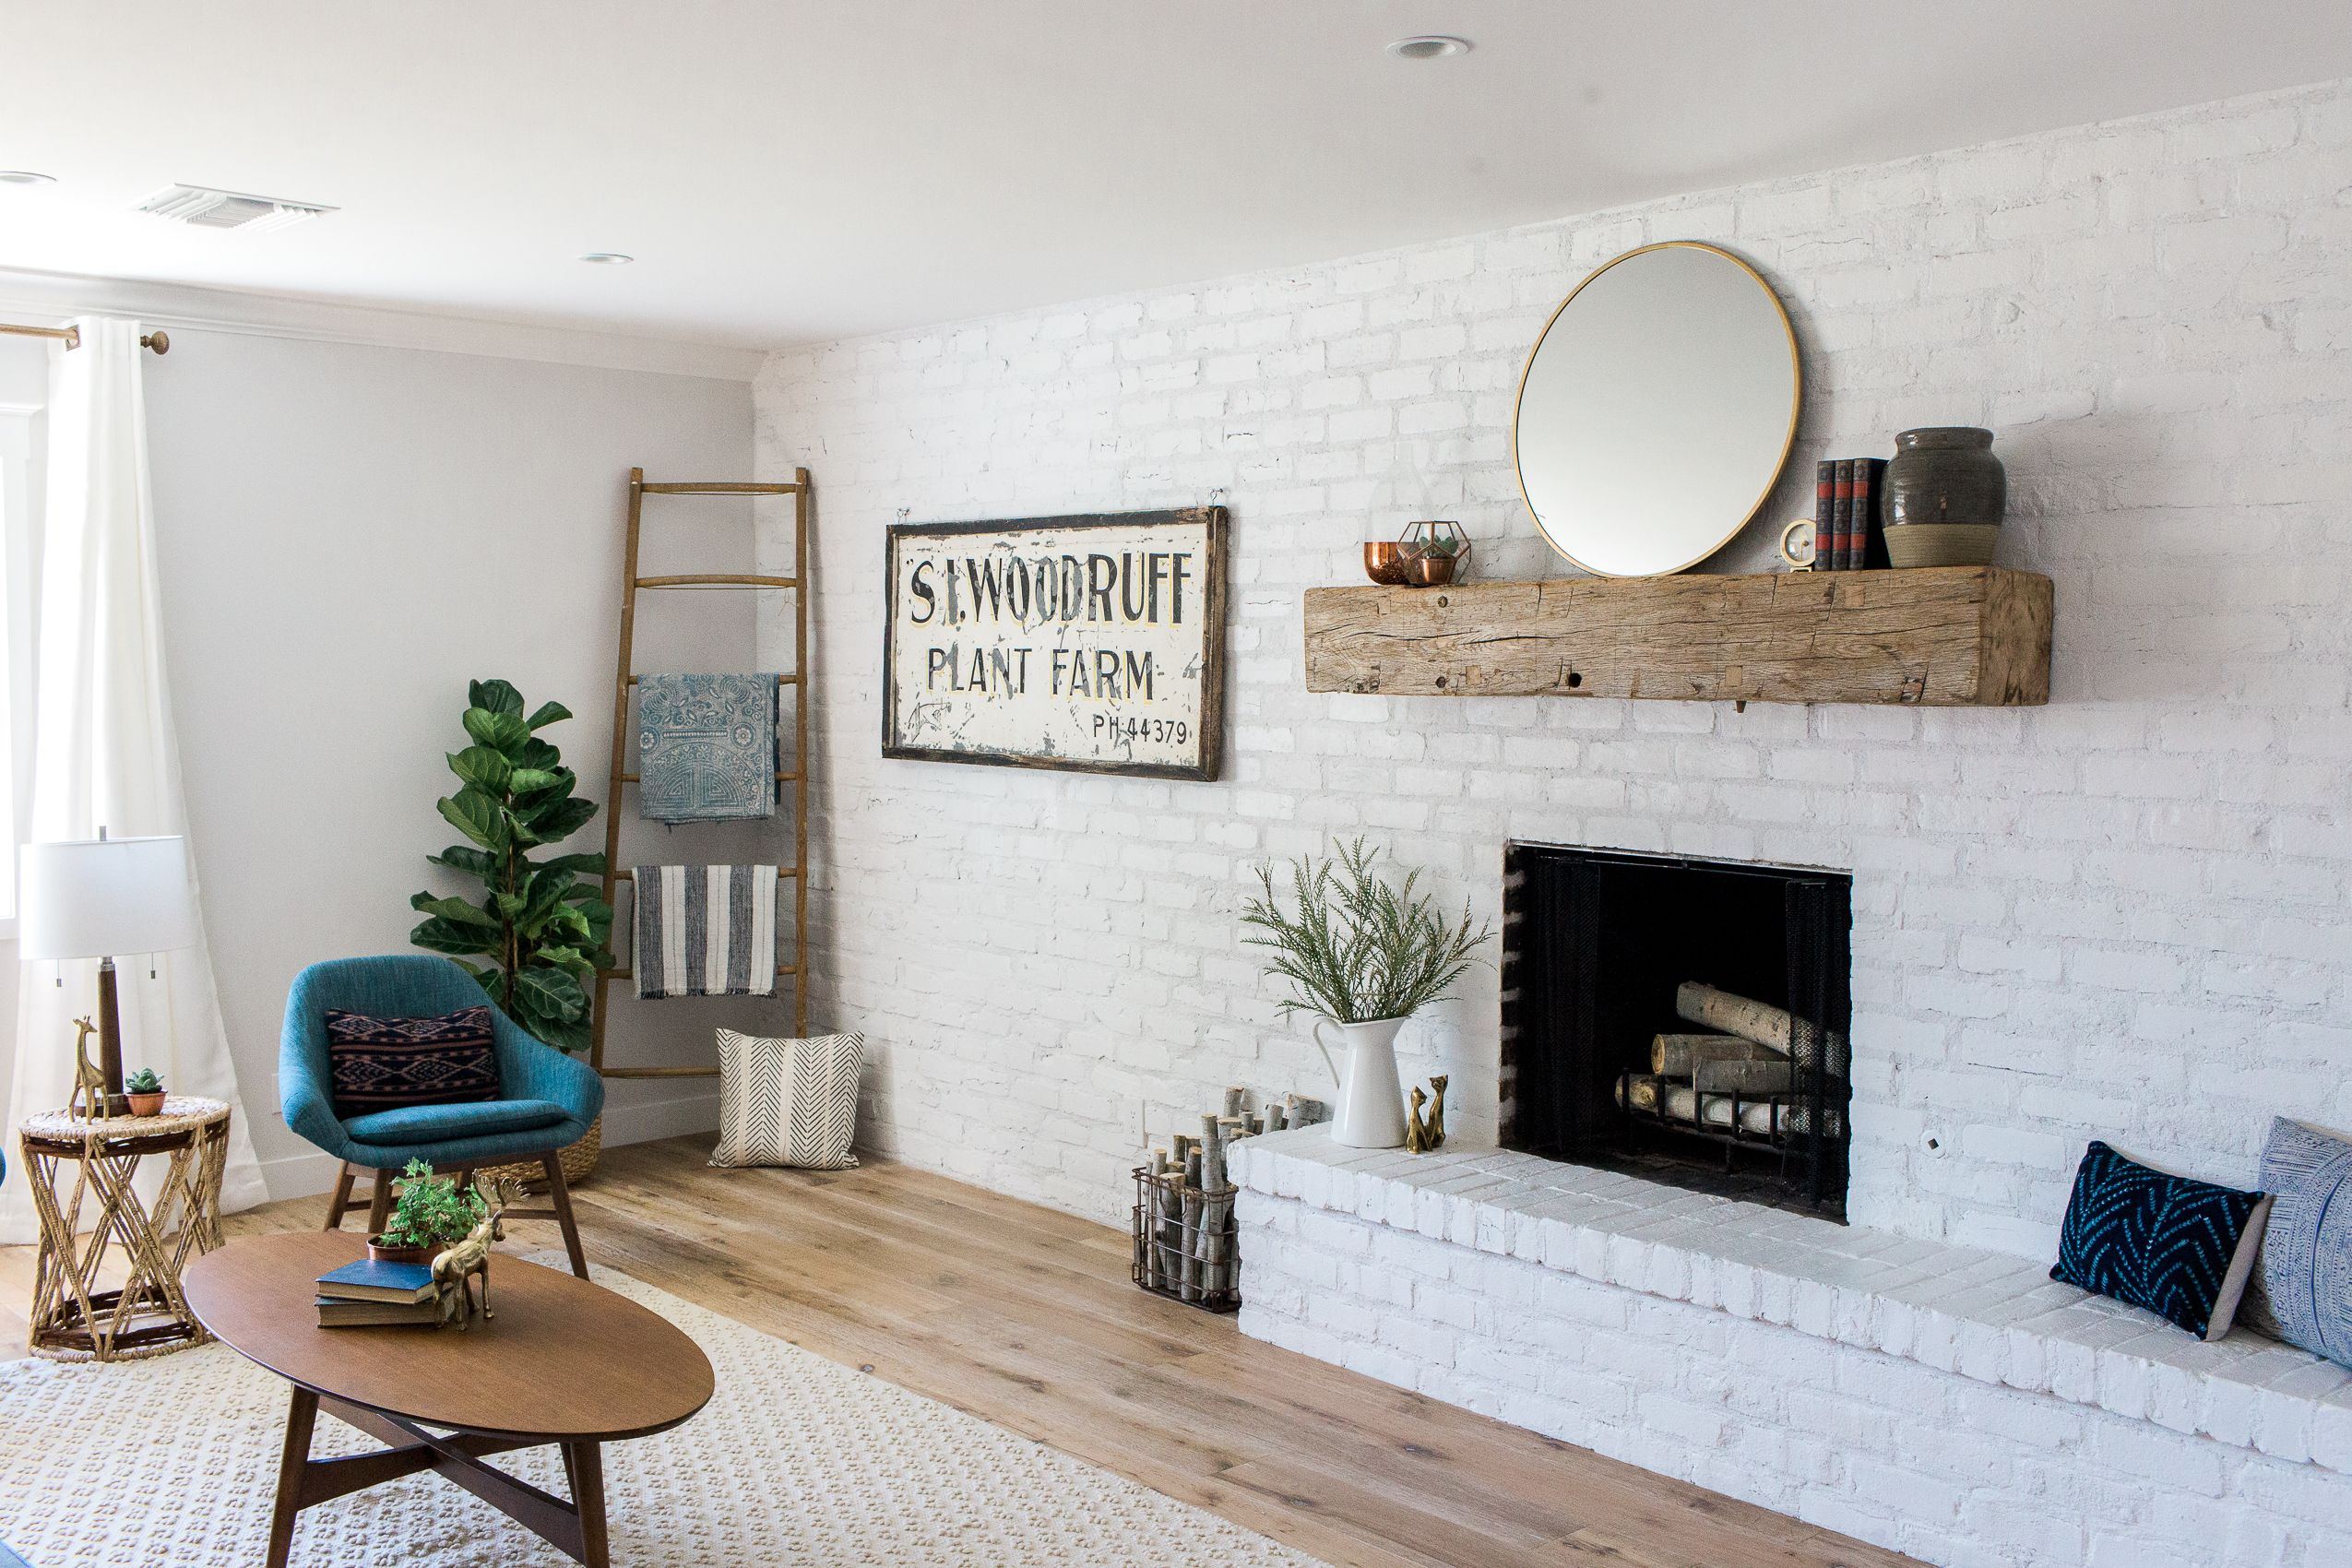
<box><xmin>136</xmin><ymin>184</ymin><xmax>336</xmax><ymax>232</ymax></box>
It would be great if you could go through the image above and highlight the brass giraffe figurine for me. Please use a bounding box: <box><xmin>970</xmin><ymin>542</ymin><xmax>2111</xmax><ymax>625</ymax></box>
<box><xmin>66</xmin><ymin>1017</ymin><xmax>107</xmax><ymax>1119</ymax></box>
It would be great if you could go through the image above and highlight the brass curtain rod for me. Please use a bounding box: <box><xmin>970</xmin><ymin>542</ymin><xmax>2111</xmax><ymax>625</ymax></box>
<box><xmin>0</xmin><ymin>322</ymin><xmax>171</xmax><ymax>354</ymax></box>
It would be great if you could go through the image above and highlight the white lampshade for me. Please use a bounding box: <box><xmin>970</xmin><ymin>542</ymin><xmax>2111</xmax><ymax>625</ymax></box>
<box><xmin>18</xmin><ymin>834</ymin><xmax>199</xmax><ymax>961</ymax></box>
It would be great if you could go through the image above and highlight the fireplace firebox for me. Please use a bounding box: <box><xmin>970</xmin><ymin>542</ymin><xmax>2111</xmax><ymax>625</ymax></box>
<box><xmin>1501</xmin><ymin>844</ymin><xmax>1853</xmax><ymax>1218</ymax></box>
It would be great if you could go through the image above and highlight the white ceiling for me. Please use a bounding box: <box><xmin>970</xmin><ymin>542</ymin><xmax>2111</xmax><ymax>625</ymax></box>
<box><xmin>4</xmin><ymin>2</ymin><xmax>2349</xmax><ymax>354</ymax></box>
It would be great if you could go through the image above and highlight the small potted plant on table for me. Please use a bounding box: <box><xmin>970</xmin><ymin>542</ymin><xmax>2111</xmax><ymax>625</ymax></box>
<box><xmin>123</xmin><ymin>1067</ymin><xmax>167</xmax><ymax>1117</ymax></box>
<box><xmin>369</xmin><ymin>1159</ymin><xmax>489</xmax><ymax>1266</ymax></box>
<box><xmin>1241</xmin><ymin>837</ymin><xmax>1492</xmax><ymax>1149</ymax></box>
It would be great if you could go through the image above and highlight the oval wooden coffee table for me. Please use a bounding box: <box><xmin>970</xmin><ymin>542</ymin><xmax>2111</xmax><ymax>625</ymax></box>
<box><xmin>185</xmin><ymin>1231</ymin><xmax>712</xmax><ymax>1568</ymax></box>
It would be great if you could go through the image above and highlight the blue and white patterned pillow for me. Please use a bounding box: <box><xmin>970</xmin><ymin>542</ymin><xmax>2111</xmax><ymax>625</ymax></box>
<box><xmin>2243</xmin><ymin>1118</ymin><xmax>2352</xmax><ymax>1367</ymax></box>
<box><xmin>2049</xmin><ymin>1140</ymin><xmax>2265</xmax><ymax>1339</ymax></box>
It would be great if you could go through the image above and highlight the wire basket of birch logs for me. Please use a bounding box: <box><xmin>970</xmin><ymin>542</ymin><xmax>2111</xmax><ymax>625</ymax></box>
<box><xmin>1133</xmin><ymin>1087</ymin><xmax>1323</xmax><ymax>1312</ymax></box>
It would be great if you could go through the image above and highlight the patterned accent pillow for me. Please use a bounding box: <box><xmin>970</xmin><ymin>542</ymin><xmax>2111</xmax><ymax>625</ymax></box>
<box><xmin>711</xmin><ymin>1028</ymin><xmax>862</xmax><ymax>1170</ymax></box>
<box><xmin>325</xmin><ymin>1006</ymin><xmax>501</xmax><ymax>1120</ymax></box>
<box><xmin>2240</xmin><ymin>1118</ymin><xmax>2352</xmax><ymax>1366</ymax></box>
<box><xmin>2049</xmin><ymin>1140</ymin><xmax>2264</xmax><ymax>1338</ymax></box>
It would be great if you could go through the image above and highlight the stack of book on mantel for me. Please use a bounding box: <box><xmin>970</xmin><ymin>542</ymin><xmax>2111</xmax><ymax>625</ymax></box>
<box><xmin>1811</xmin><ymin>457</ymin><xmax>1887</xmax><ymax>570</ymax></box>
<box><xmin>315</xmin><ymin>1257</ymin><xmax>439</xmax><ymax>1327</ymax></box>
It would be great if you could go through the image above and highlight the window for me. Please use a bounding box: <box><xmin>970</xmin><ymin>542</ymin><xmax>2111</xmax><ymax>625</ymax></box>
<box><xmin>0</xmin><ymin>399</ymin><xmax>30</xmax><ymax>924</ymax></box>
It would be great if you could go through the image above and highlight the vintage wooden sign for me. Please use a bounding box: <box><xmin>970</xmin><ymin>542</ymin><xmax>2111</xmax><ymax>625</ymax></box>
<box><xmin>884</xmin><ymin>508</ymin><xmax>1227</xmax><ymax>779</ymax></box>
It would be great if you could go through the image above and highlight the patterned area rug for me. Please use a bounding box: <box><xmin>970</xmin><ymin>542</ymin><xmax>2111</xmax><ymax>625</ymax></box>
<box><xmin>0</xmin><ymin>1257</ymin><xmax>1323</xmax><ymax>1567</ymax></box>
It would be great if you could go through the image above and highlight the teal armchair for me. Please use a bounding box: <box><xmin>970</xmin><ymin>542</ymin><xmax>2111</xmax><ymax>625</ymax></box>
<box><xmin>281</xmin><ymin>955</ymin><xmax>602</xmax><ymax>1276</ymax></box>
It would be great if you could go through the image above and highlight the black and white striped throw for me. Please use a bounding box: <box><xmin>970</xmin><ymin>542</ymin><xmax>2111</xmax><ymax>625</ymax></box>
<box><xmin>710</xmin><ymin>1028</ymin><xmax>864</xmax><ymax>1170</ymax></box>
<box><xmin>631</xmin><ymin>864</ymin><xmax>778</xmax><ymax>999</ymax></box>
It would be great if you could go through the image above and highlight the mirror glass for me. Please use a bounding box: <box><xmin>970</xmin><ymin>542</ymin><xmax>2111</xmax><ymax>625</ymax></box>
<box><xmin>1514</xmin><ymin>243</ymin><xmax>1800</xmax><ymax>577</ymax></box>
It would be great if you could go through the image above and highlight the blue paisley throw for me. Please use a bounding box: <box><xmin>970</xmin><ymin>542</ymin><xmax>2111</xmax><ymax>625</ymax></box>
<box><xmin>636</xmin><ymin>672</ymin><xmax>778</xmax><ymax>824</ymax></box>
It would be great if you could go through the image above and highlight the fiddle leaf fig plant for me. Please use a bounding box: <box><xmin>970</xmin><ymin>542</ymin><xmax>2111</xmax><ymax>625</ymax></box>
<box><xmin>410</xmin><ymin>679</ymin><xmax>615</xmax><ymax>1051</ymax></box>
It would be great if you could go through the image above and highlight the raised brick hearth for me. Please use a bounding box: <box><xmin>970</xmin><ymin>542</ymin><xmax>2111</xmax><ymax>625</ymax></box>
<box><xmin>1231</xmin><ymin>1130</ymin><xmax>2352</xmax><ymax>1568</ymax></box>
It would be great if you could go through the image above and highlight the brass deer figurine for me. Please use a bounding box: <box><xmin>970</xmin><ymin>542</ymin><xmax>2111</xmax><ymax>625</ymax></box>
<box><xmin>431</xmin><ymin>1180</ymin><xmax>509</xmax><ymax>1330</ymax></box>
<box><xmin>1406</xmin><ymin>1075</ymin><xmax>1450</xmax><ymax>1153</ymax></box>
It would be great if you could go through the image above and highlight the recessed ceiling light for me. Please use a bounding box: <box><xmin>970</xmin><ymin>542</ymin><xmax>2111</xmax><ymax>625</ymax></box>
<box><xmin>0</xmin><ymin>171</ymin><xmax>56</xmax><ymax>186</ymax></box>
<box><xmin>1387</xmin><ymin>35</ymin><xmax>1471</xmax><ymax>60</ymax></box>
<box><xmin>579</xmin><ymin>252</ymin><xmax>634</xmax><ymax>266</ymax></box>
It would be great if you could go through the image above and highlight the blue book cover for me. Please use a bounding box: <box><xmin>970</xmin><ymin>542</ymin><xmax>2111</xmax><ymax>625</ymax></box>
<box><xmin>316</xmin><ymin>1258</ymin><xmax>435</xmax><ymax>1301</ymax></box>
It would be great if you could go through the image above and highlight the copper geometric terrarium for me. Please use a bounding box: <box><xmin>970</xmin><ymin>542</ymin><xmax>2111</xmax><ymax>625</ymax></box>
<box><xmin>1363</xmin><ymin>519</ymin><xmax>1473</xmax><ymax>587</ymax></box>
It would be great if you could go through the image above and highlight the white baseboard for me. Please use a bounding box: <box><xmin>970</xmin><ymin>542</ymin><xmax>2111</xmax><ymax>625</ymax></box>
<box><xmin>259</xmin><ymin>1147</ymin><xmax>345</xmax><ymax>1202</ymax></box>
<box><xmin>604</xmin><ymin>1090</ymin><xmax>720</xmax><ymax>1147</ymax></box>
<box><xmin>254</xmin><ymin>1091</ymin><xmax>719</xmax><ymax>1204</ymax></box>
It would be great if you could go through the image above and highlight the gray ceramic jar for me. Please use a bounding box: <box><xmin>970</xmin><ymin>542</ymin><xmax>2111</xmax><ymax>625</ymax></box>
<box><xmin>1884</xmin><ymin>427</ymin><xmax>2005</xmax><ymax>527</ymax></box>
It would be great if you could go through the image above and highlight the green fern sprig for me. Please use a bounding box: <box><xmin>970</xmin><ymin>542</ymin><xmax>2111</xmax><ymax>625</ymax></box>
<box><xmin>1241</xmin><ymin>838</ymin><xmax>1493</xmax><ymax>1024</ymax></box>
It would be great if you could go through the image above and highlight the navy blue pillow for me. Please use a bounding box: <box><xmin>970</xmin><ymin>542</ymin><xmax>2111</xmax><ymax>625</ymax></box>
<box><xmin>2050</xmin><ymin>1140</ymin><xmax>2263</xmax><ymax>1337</ymax></box>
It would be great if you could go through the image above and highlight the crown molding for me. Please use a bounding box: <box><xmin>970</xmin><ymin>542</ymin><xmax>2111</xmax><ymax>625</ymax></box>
<box><xmin>0</xmin><ymin>267</ymin><xmax>763</xmax><ymax>382</ymax></box>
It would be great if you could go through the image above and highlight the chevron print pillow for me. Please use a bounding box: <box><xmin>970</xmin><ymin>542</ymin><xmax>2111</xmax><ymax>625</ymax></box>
<box><xmin>710</xmin><ymin>1028</ymin><xmax>863</xmax><ymax>1170</ymax></box>
<box><xmin>2049</xmin><ymin>1140</ymin><xmax>2264</xmax><ymax>1339</ymax></box>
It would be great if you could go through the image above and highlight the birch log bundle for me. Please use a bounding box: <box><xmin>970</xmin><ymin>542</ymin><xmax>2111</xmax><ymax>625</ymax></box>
<box><xmin>1611</xmin><ymin>984</ymin><xmax>1851</xmax><ymax>1146</ymax></box>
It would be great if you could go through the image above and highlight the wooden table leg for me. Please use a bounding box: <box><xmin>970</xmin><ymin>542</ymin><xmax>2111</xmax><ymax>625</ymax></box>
<box><xmin>267</xmin><ymin>1385</ymin><xmax>320</xmax><ymax>1568</ymax></box>
<box><xmin>564</xmin><ymin>1440</ymin><xmax>608</xmax><ymax>1568</ymax></box>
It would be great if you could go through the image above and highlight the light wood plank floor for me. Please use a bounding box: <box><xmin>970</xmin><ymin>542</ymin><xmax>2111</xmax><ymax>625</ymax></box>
<box><xmin>1</xmin><ymin>1135</ymin><xmax>1914</xmax><ymax>1568</ymax></box>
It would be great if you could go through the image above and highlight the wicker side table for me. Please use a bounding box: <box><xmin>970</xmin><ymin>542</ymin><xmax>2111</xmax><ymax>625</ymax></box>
<box><xmin>18</xmin><ymin>1097</ymin><xmax>232</xmax><ymax>1361</ymax></box>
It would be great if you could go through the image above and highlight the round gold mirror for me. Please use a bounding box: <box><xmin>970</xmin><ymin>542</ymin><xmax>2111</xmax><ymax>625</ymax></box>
<box><xmin>1513</xmin><ymin>242</ymin><xmax>1800</xmax><ymax>577</ymax></box>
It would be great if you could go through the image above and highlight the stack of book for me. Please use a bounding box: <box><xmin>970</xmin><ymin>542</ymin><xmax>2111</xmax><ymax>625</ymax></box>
<box><xmin>1812</xmin><ymin>457</ymin><xmax>1887</xmax><ymax>570</ymax></box>
<box><xmin>315</xmin><ymin>1256</ymin><xmax>439</xmax><ymax>1327</ymax></box>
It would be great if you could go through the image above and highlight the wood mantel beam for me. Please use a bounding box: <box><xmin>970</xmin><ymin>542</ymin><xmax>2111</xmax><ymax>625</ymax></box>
<box><xmin>1301</xmin><ymin>565</ymin><xmax>2051</xmax><ymax>707</ymax></box>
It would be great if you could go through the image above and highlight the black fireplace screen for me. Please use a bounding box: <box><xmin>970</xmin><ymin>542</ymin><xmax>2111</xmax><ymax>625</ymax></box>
<box><xmin>1501</xmin><ymin>844</ymin><xmax>1852</xmax><ymax>1217</ymax></box>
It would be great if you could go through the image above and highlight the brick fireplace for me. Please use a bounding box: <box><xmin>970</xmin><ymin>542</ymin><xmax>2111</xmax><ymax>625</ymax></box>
<box><xmin>1501</xmin><ymin>843</ymin><xmax>1853</xmax><ymax>1217</ymax></box>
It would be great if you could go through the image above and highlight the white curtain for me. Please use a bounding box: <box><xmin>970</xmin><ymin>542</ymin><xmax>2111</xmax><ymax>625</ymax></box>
<box><xmin>0</xmin><ymin>317</ymin><xmax>267</xmax><ymax>1242</ymax></box>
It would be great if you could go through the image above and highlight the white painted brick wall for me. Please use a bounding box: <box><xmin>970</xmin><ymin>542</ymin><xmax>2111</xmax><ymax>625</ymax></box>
<box><xmin>754</xmin><ymin>78</ymin><xmax>2352</xmax><ymax>1256</ymax></box>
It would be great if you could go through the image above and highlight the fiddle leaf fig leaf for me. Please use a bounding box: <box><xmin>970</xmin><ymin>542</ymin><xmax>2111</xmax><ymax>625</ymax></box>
<box><xmin>428</xmin><ymin>845</ymin><xmax>496</xmax><ymax>879</ymax></box>
<box><xmin>448</xmin><ymin>745</ymin><xmax>513</xmax><ymax>793</ymax></box>
<box><xmin>521</xmin><ymin>795</ymin><xmax>597</xmax><ymax>841</ymax></box>
<box><xmin>524</xmin><ymin>700</ymin><xmax>572</xmax><ymax>731</ymax></box>
<box><xmin>462</xmin><ymin>708</ymin><xmax>529</xmax><ymax>755</ymax></box>
<box><xmin>437</xmin><ymin>789</ymin><xmax>507</xmax><ymax>850</ymax></box>
<box><xmin>469</xmin><ymin>679</ymin><xmax>525</xmax><ymax>718</ymax></box>
<box><xmin>410</xmin><ymin>916</ymin><xmax>500</xmax><ymax>957</ymax></box>
<box><xmin>410</xmin><ymin>892</ymin><xmax>500</xmax><ymax>929</ymax></box>
<box><xmin>511</xmin><ymin>965</ymin><xmax>585</xmax><ymax>1019</ymax></box>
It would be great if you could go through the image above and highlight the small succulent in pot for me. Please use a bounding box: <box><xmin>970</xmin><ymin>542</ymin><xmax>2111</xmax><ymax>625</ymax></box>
<box><xmin>123</xmin><ymin>1066</ymin><xmax>167</xmax><ymax>1117</ymax></box>
<box><xmin>368</xmin><ymin>1158</ymin><xmax>490</xmax><ymax>1266</ymax></box>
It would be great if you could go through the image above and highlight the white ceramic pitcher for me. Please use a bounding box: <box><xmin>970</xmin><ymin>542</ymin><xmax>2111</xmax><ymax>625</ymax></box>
<box><xmin>1311</xmin><ymin>1016</ymin><xmax>1410</xmax><ymax>1148</ymax></box>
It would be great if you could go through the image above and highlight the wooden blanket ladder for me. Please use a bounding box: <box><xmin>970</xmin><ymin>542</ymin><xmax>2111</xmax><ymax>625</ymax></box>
<box><xmin>590</xmin><ymin>466</ymin><xmax>811</xmax><ymax>1078</ymax></box>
